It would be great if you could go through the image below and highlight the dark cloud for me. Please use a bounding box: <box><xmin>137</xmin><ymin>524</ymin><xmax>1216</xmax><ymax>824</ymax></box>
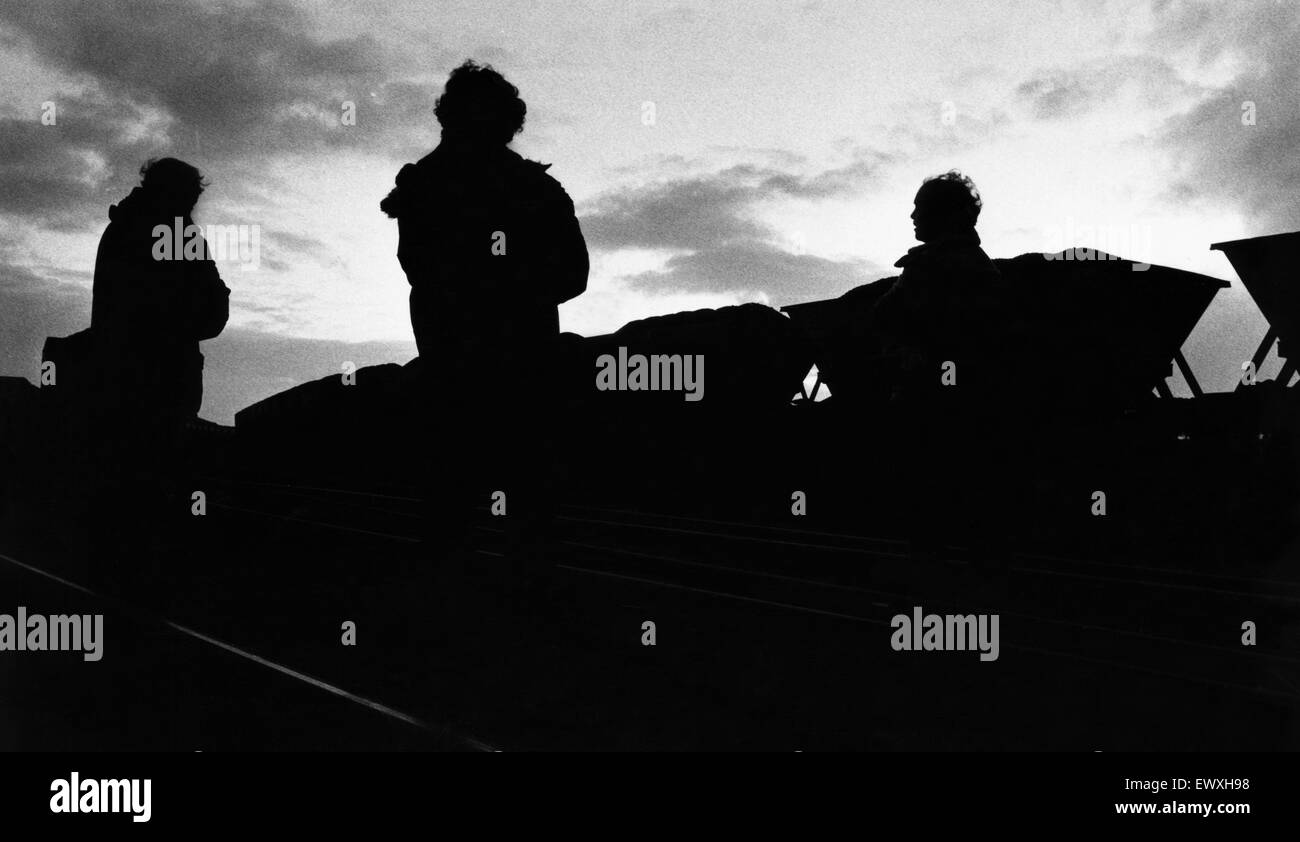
<box><xmin>0</xmin><ymin>0</ymin><xmax>386</xmax><ymax>148</ymax></box>
<box><xmin>0</xmin><ymin>91</ymin><xmax>162</xmax><ymax>227</ymax></box>
<box><xmin>581</xmin><ymin>169</ymin><xmax>770</xmax><ymax>252</ymax></box>
<box><xmin>580</xmin><ymin>157</ymin><xmax>889</xmax><ymax>303</ymax></box>
<box><xmin>1151</xmin><ymin>1</ymin><xmax>1300</xmax><ymax>232</ymax></box>
<box><xmin>0</xmin><ymin>0</ymin><xmax>450</xmax><ymax>230</ymax></box>
<box><xmin>582</xmin><ymin>157</ymin><xmax>888</xmax><ymax>251</ymax></box>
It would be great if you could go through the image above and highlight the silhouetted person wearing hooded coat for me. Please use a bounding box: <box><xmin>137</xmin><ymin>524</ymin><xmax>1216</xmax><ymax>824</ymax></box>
<box><xmin>381</xmin><ymin>60</ymin><xmax>588</xmax><ymax>573</ymax></box>
<box><xmin>82</xmin><ymin>157</ymin><xmax>229</xmax><ymax>589</ymax></box>
<box><xmin>92</xmin><ymin>157</ymin><xmax>230</xmax><ymax>420</ymax></box>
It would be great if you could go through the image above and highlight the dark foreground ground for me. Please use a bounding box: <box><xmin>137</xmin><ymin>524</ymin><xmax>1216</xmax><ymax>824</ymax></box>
<box><xmin>3</xmin><ymin>456</ymin><xmax>1298</xmax><ymax>751</ymax></box>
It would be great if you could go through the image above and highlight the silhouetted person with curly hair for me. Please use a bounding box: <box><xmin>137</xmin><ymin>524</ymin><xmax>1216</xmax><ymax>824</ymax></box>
<box><xmin>381</xmin><ymin>60</ymin><xmax>588</xmax><ymax>580</ymax></box>
<box><xmin>874</xmin><ymin>170</ymin><xmax>1001</xmax><ymax>395</ymax></box>
<box><xmin>873</xmin><ymin>171</ymin><xmax>1008</xmax><ymax>561</ymax></box>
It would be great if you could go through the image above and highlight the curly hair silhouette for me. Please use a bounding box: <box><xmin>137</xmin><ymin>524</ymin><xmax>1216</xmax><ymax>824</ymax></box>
<box><xmin>912</xmin><ymin>169</ymin><xmax>983</xmax><ymax>242</ymax></box>
<box><xmin>434</xmin><ymin>59</ymin><xmax>527</xmax><ymax>145</ymax></box>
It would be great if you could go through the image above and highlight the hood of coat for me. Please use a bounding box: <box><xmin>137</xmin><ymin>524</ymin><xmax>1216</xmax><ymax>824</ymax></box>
<box><xmin>108</xmin><ymin>186</ymin><xmax>193</xmax><ymax>228</ymax></box>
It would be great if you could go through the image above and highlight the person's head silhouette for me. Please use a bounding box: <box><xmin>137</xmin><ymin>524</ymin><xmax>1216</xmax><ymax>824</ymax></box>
<box><xmin>911</xmin><ymin>170</ymin><xmax>982</xmax><ymax>243</ymax></box>
<box><xmin>435</xmin><ymin>60</ymin><xmax>527</xmax><ymax>146</ymax></box>
<box><xmin>138</xmin><ymin>157</ymin><xmax>207</xmax><ymax>216</ymax></box>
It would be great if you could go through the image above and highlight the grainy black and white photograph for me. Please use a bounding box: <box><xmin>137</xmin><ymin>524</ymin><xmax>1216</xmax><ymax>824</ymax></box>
<box><xmin>0</xmin><ymin>0</ymin><xmax>1295</xmax><ymax>822</ymax></box>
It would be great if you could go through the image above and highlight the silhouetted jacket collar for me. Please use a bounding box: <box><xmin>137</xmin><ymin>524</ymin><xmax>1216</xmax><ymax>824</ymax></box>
<box><xmin>380</xmin><ymin>141</ymin><xmax>553</xmax><ymax>218</ymax></box>
<box><xmin>894</xmin><ymin>230</ymin><xmax>983</xmax><ymax>268</ymax></box>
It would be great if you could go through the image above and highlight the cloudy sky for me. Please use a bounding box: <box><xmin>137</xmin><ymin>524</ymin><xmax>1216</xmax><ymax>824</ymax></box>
<box><xmin>1</xmin><ymin>0</ymin><xmax>1297</xmax><ymax>422</ymax></box>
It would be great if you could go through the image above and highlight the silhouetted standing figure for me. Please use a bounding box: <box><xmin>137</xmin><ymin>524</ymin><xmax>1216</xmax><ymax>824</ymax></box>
<box><xmin>92</xmin><ymin>157</ymin><xmax>230</xmax><ymax>420</ymax></box>
<box><xmin>87</xmin><ymin>157</ymin><xmax>229</xmax><ymax>585</ymax></box>
<box><xmin>873</xmin><ymin>171</ymin><xmax>1007</xmax><ymax>559</ymax></box>
<box><xmin>381</xmin><ymin>60</ymin><xmax>588</xmax><ymax>574</ymax></box>
<box><xmin>874</xmin><ymin>170</ymin><xmax>1001</xmax><ymax>396</ymax></box>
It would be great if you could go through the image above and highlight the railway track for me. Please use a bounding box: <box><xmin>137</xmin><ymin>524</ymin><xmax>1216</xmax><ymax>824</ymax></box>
<box><xmin>4</xmin><ymin>472</ymin><xmax>1297</xmax><ymax>749</ymax></box>
<box><xmin>196</xmin><ymin>475</ymin><xmax>1300</xmax><ymax>702</ymax></box>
